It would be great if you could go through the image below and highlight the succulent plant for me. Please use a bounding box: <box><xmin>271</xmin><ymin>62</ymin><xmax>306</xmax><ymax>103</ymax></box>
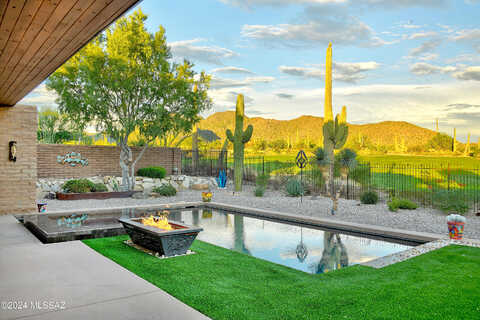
<box><xmin>226</xmin><ymin>94</ymin><xmax>253</xmax><ymax>191</ymax></box>
<box><xmin>322</xmin><ymin>43</ymin><xmax>349</xmax><ymax>215</ymax></box>
<box><xmin>453</xmin><ymin>128</ymin><xmax>457</xmax><ymax>152</ymax></box>
<box><xmin>446</xmin><ymin>214</ymin><xmax>466</xmax><ymax>224</ymax></box>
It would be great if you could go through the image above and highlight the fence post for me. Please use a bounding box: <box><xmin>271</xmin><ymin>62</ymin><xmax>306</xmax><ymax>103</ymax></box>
<box><xmin>346</xmin><ymin>171</ymin><xmax>349</xmax><ymax>199</ymax></box>
<box><xmin>262</xmin><ymin>157</ymin><xmax>265</xmax><ymax>175</ymax></box>
<box><xmin>447</xmin><ymin>163</ymin><xmax>450</xmax><ymax>191</ymax></box>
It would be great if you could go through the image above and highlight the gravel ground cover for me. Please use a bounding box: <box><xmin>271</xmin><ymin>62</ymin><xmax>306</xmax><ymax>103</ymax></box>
<box><xmin>45</xmin><ymin>185</ymin><xmax>480</xmax><ymax>239</ymax></box>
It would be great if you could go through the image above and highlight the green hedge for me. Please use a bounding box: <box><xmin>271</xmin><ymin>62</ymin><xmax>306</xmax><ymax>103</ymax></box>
<box><xmin>137</xmin><ymin>166</ymin><xmax>167</xmax><ymax>179</ymax></box>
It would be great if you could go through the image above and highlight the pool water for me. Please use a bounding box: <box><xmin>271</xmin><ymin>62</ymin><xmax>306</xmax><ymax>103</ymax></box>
<box><xmin>22</xmin><ymin>207</ymin><xmax>411</xmax><ymax>273</ymax></box>
<box><xmin>170</xmin><ymin>209</ymin><xmax>411</xmax><ymax>274</ymax></box>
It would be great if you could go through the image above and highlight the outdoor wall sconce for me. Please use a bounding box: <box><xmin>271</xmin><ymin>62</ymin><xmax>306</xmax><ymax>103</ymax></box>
<box><xmin>9</xmin><ymin>141</ymin><xmax>17</xmax><ymax>162</ymax></box>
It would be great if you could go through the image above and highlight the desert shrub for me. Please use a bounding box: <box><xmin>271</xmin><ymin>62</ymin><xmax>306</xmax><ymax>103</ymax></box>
<box><xmin>92</xmin><ymin>183</ymin><xmax>108</xmax><ymax>192</ymax></box>
<box><xmin>337</xmin><ymin>148</ymin><xmax>357</xmax><ymax>167</ymax></box>
<box><xmin>62</xmin><ymin>179</ymin><xmax>96</xmax><ymax>193</ymax></box>
<box><xmin>137</xmin><ymin>166</ymin><xmax>166</xmax><ymax>179</ymax></box>
<box><xmin>152</xmin><ymin>184</ymin><xmax>177</xmax><ymax>196</ymax></box>
<box><xmin>286</xmin><ymin>178</ymin><xmax>304</xmax><ymax>197</ymax></box>
<box><xmin>314</xmin><ymin>147</ymin><xmax>326</xmax><ymax>164</ymax></box>
<box><xmin>254</xmin><ymin>186</ymin><xmax>265</xmax><ymax>197</ymax></box>
<box><xmin>388</xmin><ymin>198</ymin><xmax>418</xmax><ymax>212</ymax></box>
<box><xmin>433</xmin><ymin>190</ymin><xmax>470</xmax><ymax>214</ymax></box>
<box><xmin>360</xmin><ymin>191</ymin><xmax>378</xmax><ymax>204</ymax></box>
<box><xmin>349</xmin><ymin>165</ymin><xmax>371</xmax><ymax>186</ymax></box>
<box><xmin>256</xmin><ymin>173</ymin><xmax>270</xmax><ymax>188</ymax></box>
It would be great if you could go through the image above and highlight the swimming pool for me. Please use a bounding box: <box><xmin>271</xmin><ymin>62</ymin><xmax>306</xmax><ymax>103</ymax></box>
<box><xmin>22</xmin><ymin>206</ymin><xmax>411</xmax><ymax>273</ymax></box>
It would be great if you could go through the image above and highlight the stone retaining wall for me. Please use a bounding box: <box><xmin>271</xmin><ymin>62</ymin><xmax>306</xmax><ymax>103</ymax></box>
<box><xmin>37</xmin><ymin>175</ymin><xmax>222</xmax><ymax>200</ymax></box>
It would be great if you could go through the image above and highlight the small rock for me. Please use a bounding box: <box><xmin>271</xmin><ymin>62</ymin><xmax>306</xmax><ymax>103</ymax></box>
<box><xmin>132</xmin><ymin>192</ymin><xmax>147</xmax><ymax>199</ymax></box>
<box><xmin>191</xmin><ymin>183</ymin><xmax>209</xmax><ymax>191</ymax></box>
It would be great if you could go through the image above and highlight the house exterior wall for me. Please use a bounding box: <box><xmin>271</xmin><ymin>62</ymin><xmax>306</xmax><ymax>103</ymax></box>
<box><xmin>0</xmin><ymin>105</ymin><xmax>37</xmax><ymax>215</ymax></box>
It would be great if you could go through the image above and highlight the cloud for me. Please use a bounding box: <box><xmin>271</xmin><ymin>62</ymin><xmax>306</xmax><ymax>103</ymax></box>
<box><xmin>453</xmin><ymin>67</ymin><xmax>480</xmax><ymax>81</ymax></box>
<box><xmin>246</xmin><ymin>109</ymin><xmax>271</xmax><ymax>116</ymax></box>
<box><xmin>452</xmin><ymin>28</ymin><xmax>480</xmax><ymax>52</ymax></box>
<box><xmin>205</xmin><ymin>81</ymin><xmax>480</xmax><ymax>141</ymax></box>
<box><xmin>446</xmin><ymin>103</ymin><xmax>480</xmax><ymax>110</ymax></box>
<box><xmin>446</xmin><ymin>53</ymin><xmax>480</xmax><ymax>64</ymax></box>
<box><xmin>359</xmin><ymin>0</ymin><xmax>447</xmax><ymax>8</ymax></box>
<box><xmin>276</xmin><ymin>93</ymin><xmax>295</xmax><ymax>99</ymax></box>
<box><xmin>408</xmin><ymin>31</ymin><xmax>438</xmax><ymax>40</ymax></box>
<box><xmin>279</xmin><ymin>61</ymin><xmax>380</xmax><ymax>83</ymax></box>
<box><xmin>400</xmin><ymin>23</ymin><xmax>422</xmax><ymax>29</ymax></box>
<box><xmin>209</xmin><ymin>75</ymin><xmax>275</xmax><ymax>89</ymax></box>
<box><xmin>409</xmin><ymin>39</ymin><xmax>442</xmax><ymax>56</ymax></box>
<box><xmin>169</xmin><ymin>39</ymin><xmax>238</xmax><ymax>65</ymax></box>
<box><xmin>418</xmin><ymin>53</ymin><xmax>439</xmax><ymax>61</ymax></box>
<box><xmin>220</xmin><ymin>0</ymin><xmax>446</xmax><ymax>8</ymax></box>
<box><xmin>245</xmin><ymin>76</ymin><xmax>275</xmax><ymax>83</ymax></box>
<box><xmin>19</xmin><ymin>83</ymin><xmax>58</xmax><ymax>108</ymax></box>
<box><xmin>410</xmin><ymin>63</ymin><xmax>480</xmax><ymax>82</ymax></box>
<box><xmin>210</xmin><ymin>66</ymin><xmax>255</xmax><ymax>75</ymax></box>
<box><xmin>409</xmin><ymin>62</ymin><xmax>456</xmax><ymax>75</ymax></box>
<box><xmin>219</xmin><ymin>0</ymin><xmax>346</xmax><ymax>7</ymax></box>
<box><xmin>241</xmin><ymin>20</ymin><xmax>384</xmax><ymax>48</ymax></box>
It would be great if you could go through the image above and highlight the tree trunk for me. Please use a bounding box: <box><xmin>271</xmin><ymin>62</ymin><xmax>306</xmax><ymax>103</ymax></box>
<box><xmin>329</xmin><ymin>159</ymin><xmax>336</xmax><ymax>214</ymax></box>
<box><xmin>119</xmin><ymin>141</ymin><xmax>134</xmax><ymax>191</ymax></box>
<box><xmin>192</xmin><ymin>129</ymin><xmax>199</xmax><ymax>174</ymax></box>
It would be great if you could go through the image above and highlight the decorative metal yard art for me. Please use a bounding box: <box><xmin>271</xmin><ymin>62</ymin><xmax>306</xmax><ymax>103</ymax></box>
<box><xmin>296</xmin><ymin>150</ymin><xmax>308</xmax><ymax>202</ymax></box>
<box><xmin>57</xmin><ymin>152</ymin><xmax>88</xmax><ymax>167</ymax></box>
<box><xmin>296</xmin><ymin>228</ymin><xmax>308</xmax><ymax>263</ymax></box>
<box><xmin>216</xmin><ymin>170</ymin><xmax>227</xmax><ymax>188</ymax></box>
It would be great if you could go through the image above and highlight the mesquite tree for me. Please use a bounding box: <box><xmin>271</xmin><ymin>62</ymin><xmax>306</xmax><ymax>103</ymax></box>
<box><xmin>47</xmin><ymin>9</ymin><xmax>211</xmax><ymax>190</ymax></box>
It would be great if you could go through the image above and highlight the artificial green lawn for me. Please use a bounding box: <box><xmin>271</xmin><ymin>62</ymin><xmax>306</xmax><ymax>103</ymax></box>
<box><xmin>83</xmin><ymin>236</ymin><xmax>480</xmax><ymax>320</ymax></box>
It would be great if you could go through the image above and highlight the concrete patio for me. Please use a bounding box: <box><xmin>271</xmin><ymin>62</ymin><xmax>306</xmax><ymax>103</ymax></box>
<box><xmin>0</xmin><ymin>215</ymin><xmax>209</xmax><ymax>320</ymax></box>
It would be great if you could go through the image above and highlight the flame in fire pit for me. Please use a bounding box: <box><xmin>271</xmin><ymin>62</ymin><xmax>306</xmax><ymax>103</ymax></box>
<box><xmin>142</xmin><ymin>215</ymin><xmax>173</xmax><ymax>230</ymax></box>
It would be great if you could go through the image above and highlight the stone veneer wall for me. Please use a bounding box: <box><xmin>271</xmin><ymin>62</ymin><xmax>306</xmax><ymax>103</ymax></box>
<box><xmin>0</xmin><ymin>105</ymin><xmax>37</xmax><ymax>215</ymax></box>
<box><xmin>37</xmin><ymin>144</ymin><xmax>182</xmax><ymax>179</ymax></box>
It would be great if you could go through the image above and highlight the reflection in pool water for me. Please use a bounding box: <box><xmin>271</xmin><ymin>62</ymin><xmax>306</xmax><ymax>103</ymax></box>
<box><xmin>23</xmin><ymin>207</ymin><xmax>411</xmax><ymax>273</ymax></box>
<box><xmin>56</xmin><ymin>213</ymin><xmax>88</xmax><ymax>229</ymax></box>
<box><xmin>176</xmin><ymin>209</ymin><xmax>411</xmax><ymax>274</ymax></box>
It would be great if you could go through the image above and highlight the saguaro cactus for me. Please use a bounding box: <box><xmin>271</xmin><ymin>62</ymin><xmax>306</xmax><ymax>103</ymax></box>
<box><xmin>322</xmin><ymin>43</ymin><xmax>348</xmax><ymax>215</ymax></box>
<box><xmin>453</xmin><ymin>128</ymin><xmax>457</xmax><ymax>153</ymax></box>
<box><xmin>465</xmin><ymin>133</ymin><xmax>471</xmax><ymax>156</ymax></box>
<box><xmin>226</xmin><ymin>94</ymin><xmax>253</xmax><ymax>191</ymax></box>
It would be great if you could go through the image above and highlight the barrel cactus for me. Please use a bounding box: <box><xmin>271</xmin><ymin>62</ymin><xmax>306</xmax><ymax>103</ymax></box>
<box><xmin>226</xmin><ymin>94</ymin><xmax>253</xmax><ymax>191</ymax></box>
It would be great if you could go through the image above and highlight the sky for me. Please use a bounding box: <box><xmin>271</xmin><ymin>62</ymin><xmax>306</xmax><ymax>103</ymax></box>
<box><xmin>20</xmin><ymin>0</ymin><xmax>480</xmax><ymax>142</ymax></box>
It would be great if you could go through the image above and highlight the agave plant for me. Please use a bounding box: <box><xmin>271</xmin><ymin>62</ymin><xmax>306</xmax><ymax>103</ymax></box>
<box><xmin>446</xmin><ymin>214</ymin><xmax>466</xmax><ymax>224</ymax></box>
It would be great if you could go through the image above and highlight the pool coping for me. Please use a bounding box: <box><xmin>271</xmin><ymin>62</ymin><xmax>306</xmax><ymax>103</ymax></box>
<box><xmin>23</xmin><ymin>201</ymin><xmax>450</xmax><ymax>245</ymax></box>
<box><xmin>20</xmin><ymin>201</ymin><xmax>480</xmax><ymax>269</ymax></box>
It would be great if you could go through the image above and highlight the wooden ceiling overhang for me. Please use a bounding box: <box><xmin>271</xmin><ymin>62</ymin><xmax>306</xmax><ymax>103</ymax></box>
<box><xmin>0</xmin><ymin>0</ymin><xmax>141</xmax><ymax>107</ymax></box>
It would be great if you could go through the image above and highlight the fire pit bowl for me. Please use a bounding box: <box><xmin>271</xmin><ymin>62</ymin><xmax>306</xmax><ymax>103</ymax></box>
<box><xmin>118</xmin><ymin>217</ymin><xmax>203</xmax><ymax>257</ymax></box>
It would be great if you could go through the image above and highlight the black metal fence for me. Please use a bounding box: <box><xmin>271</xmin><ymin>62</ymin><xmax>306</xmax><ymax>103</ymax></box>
<box><xmin>181</xmin><ymin>150</ymin><xmax>228</xmax><ymax>177</ymax></box>
<box><xmin>181</xmin><ymin>150</ymin><xmax>480</xmax><ymax>212</ymax></box>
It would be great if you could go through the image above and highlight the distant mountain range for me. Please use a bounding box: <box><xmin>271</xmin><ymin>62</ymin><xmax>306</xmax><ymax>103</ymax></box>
<box><xmin>198</xmin><ymin>111</ymin><xmax>439</xmax><ymax>148</ymax></box>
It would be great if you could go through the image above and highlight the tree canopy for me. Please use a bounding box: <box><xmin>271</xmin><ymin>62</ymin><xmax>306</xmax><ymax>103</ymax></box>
<box><xmin>47</xmin><ymin>9</ymin><xmax>211</xmax><ymax>190</ymax></box>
